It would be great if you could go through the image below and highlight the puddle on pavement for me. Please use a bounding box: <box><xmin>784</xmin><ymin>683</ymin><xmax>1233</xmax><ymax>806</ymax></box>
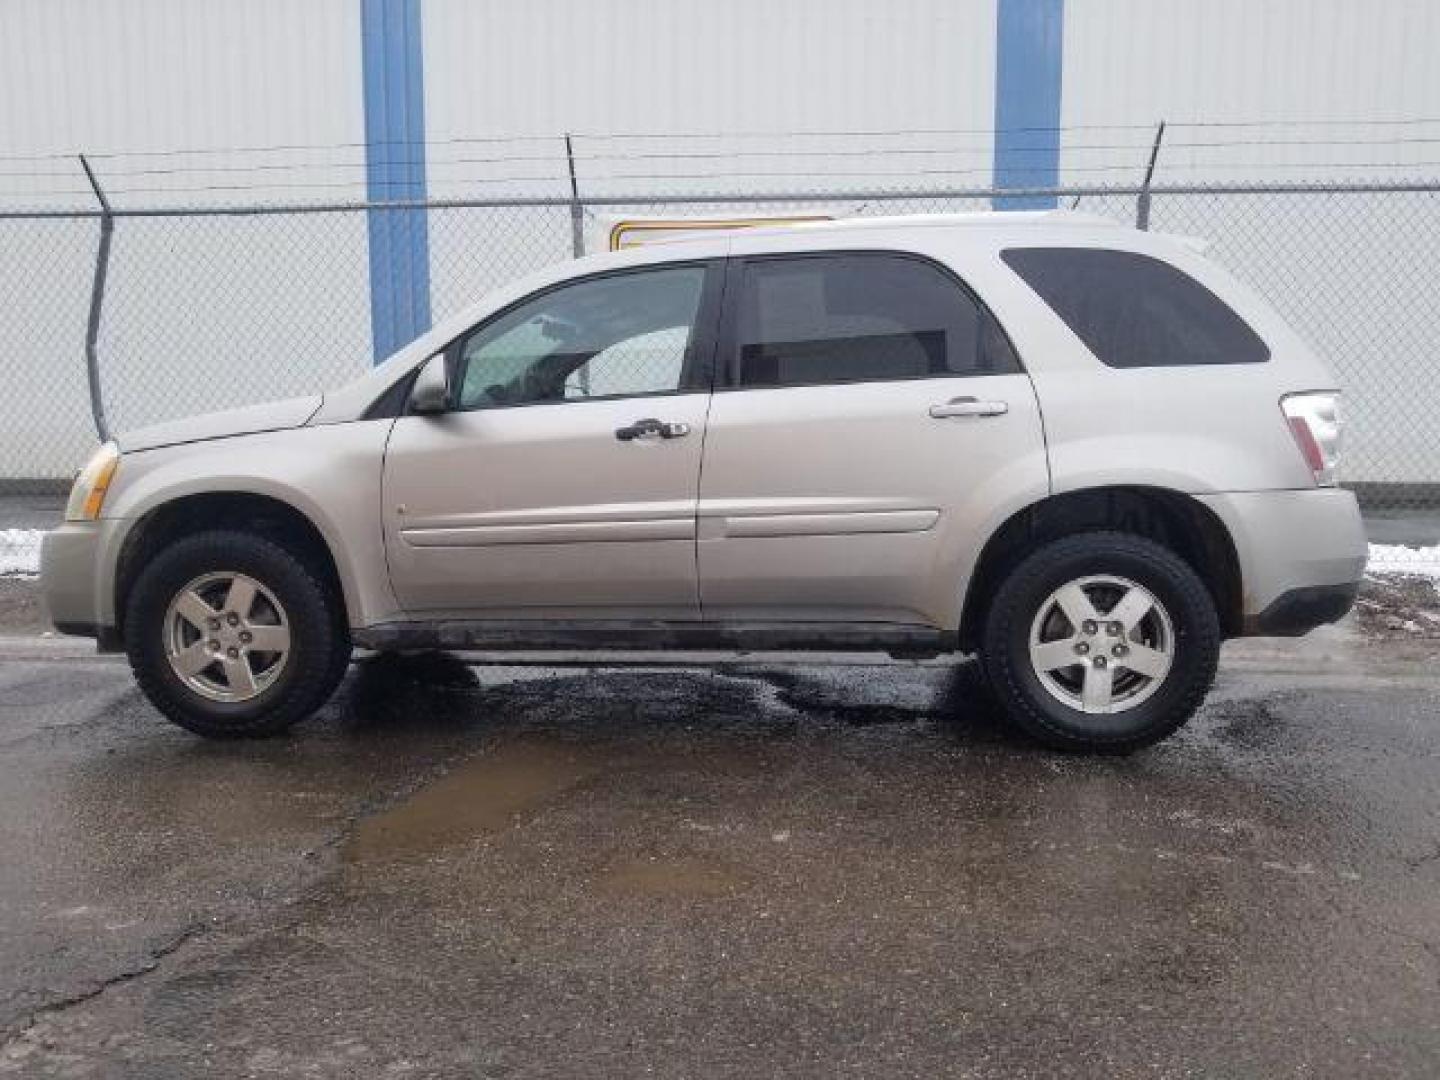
<box><xmin>594</xmin><ymin>855</ymin><xmax>750</xmax><ymax>899</ymax></box>
<box><xmin>345</xmin><ymin>741</ymin><xmax>601</xmax><ymax>863</ymax></box>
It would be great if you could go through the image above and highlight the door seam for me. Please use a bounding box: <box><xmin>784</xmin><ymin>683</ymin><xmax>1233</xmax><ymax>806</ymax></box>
<box><xmin>693</xmin><ymin>245</ymin><xmax>735</xmax><ymax>617</ymax></box>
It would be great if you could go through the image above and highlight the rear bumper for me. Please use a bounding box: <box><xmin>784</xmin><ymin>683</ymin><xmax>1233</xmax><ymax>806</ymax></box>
<box><xmin>1244</xmin><ymin>581</ymin><xmax>1359</xmax><ymax>637</ymax></box>
<box><xmin>1195</xmin><ymin>488</ymin><xmax>1366</xmax><ymax>637</ymax></box>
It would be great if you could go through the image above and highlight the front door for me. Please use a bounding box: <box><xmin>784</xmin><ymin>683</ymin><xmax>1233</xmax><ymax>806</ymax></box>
<box><xmin>383</xmin><ymin>261</ymin><xmax>721</xmax><ymax>618</ymax></box>
<box><xmin>697</xmin><ymin>249</ymin><xmax>1049</xmax><ymax>628</ymax></box>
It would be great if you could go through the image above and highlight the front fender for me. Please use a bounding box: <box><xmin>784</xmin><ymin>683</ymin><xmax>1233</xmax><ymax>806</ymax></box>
<box><xmin>100</xmin><ymin>421</ymin><xmax>400</xmax><ymax>629</ymax></box>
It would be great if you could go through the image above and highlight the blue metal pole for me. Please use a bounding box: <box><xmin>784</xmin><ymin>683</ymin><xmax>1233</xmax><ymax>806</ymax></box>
<box><xmin>361</xmin><ymin>0</ymin><xmax>431</xmax><ymax>362</ymax></box>
<box><xmin>992</xmin><ymin>0</ymin><xmax>1065</xmax><ymax>210</ymax></box>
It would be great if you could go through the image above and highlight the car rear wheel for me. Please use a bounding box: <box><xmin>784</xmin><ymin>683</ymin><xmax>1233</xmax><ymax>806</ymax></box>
<box><xmin>980</xmin><ymin>531</ymin><xmax>1220</xmax><ymax>751</ymax></box>
<box><xmin>124</xmin><ymin>530</ymin><xmax>350</xmax><ymax>737</ymax></box>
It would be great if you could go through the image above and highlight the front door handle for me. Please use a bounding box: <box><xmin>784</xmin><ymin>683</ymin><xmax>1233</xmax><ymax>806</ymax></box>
<box><xmin>615</xmin><ymin>418</ymin><xmax>691</xmax><ymax>441</ymax></box>
<box><xmin>929</xmin><ymin>396</ymin><xmax>1009</xmax><ymax>419</ymax></box>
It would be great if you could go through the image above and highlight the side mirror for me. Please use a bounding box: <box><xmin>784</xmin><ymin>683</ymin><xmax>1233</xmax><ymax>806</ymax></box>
<box><xmin>409</xmin><ymin>354</ymin><xmax>450</xmax><ymax>415</ymax></box>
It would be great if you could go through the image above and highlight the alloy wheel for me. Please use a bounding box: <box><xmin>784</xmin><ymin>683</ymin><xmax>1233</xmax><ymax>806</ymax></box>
<box><xmin>163</xmin><ymin>571</ymin><xmax>291</xmax><ymax>702</ymax></box>
<box><xmin>1027</xmin><ymin>574</ymin><xmax>1175</xmax><ymax>714</ymax></box>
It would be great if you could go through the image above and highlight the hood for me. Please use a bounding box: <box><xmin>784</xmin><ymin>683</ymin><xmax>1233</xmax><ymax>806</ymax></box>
<box><xmin>116</xmin><ymin>395</ymin><xmax>324</xmax><ymax>454</ymax></box>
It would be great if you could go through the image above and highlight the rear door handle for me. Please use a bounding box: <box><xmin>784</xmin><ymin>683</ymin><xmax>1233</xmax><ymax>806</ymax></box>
<box><xmin>616</xmin><ymin>418</ymin><xmax>690</xmax><ymax>441</ymax></box>
<box><xmin>929</xmin><ymin>396</ymin><xmax>1008</xmax><ymax>419</ymax></box>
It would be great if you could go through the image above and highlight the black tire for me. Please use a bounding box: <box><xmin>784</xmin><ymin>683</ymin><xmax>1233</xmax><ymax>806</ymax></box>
<box><xmin>979</xmin><ymin>531</ymin><xmax>1220</xmax><ymax>752</ymax></box>
<box><xmin>124</xmin><ymin>530</ymin><xmax>351</xmax><ymax>738</ymax></box>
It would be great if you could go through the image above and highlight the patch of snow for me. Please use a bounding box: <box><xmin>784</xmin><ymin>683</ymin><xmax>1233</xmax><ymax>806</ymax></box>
<box><xmin>0</xmin><ymin>528</ymin><xmax>43</xmax><ymax>577</ymax></box>
<box><xmin>1367</xmin><ymin>543</ymin><xmax>1440</xmax><ymax>580</ymax></box>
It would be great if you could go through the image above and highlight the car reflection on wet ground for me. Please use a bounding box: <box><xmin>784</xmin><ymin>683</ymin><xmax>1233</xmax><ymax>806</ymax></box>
<box><xmin>1</xmin><ymin>648</ymin><xmax>1438</xmax><ymax>1077</ymax></box>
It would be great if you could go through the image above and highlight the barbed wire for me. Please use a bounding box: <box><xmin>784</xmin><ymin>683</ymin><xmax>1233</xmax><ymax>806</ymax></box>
<box><xmin>9</xmin><ymin>116</ymin><xmax>1440</xmax><ymax>165</ymax></box>
<box><xmin>18</xmin><ymin>134</ymin><xmax>1440</xmax><ymax>182</ymax></box>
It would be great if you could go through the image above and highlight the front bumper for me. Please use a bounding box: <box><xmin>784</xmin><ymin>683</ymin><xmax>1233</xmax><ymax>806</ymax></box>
<box><xmin>1196</xmin><ymin>488</ymin><xmax>1367</xmax><ymax>638</ymax></box>
<box><xmin>41</xmin><ymin>520</ymin><xmax>125</xmax><ymax>649</ymax></box>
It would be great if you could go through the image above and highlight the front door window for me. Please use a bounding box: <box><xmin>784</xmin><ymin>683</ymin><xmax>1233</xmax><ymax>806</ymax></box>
<box><xmin>457</xmin><ymin>265</ymin><xmax>707</xmax><ymax>410</ymax></box>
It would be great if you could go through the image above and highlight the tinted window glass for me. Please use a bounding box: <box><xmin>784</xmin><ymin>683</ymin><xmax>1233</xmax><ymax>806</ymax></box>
<box><xmin>457</xmin><ymin>265</ymin><xmax>706</xmax><ymax>410</ymax></box>
<box><xmin>1002</xmin><ymin>247</ymin><xmax>1269</xmax><ymax>368</ymax></box>
<box><xmin>733</xmin><ymin>254</ymin><xmax>1019</xmax><ymax>388</ymax></box>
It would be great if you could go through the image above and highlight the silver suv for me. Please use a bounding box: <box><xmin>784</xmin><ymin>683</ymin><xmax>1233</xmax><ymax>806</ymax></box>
<box><xmin>42</xmin><ymin>212</ymin><xmax>1366</xmax><ymax>750</ymax></box>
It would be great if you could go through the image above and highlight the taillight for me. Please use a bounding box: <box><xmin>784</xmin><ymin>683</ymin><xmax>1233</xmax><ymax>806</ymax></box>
<box><xmin>1280</xmin><ymin>392</ymin><xmax>1342</xmax><ymax>487</ymax></box>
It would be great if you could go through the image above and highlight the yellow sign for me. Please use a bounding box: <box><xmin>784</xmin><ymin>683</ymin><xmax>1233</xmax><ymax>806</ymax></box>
<box><xmin>608</xmin><ymin>215</ymin><xmax>834</xmax><ymax>251</ymax></box>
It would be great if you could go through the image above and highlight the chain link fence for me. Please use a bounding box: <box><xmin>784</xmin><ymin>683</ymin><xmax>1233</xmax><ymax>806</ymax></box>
<box><xmin>2</xmin><ymin>179</ymin><xmax>1438</xmax><ymax>568</ymax></box>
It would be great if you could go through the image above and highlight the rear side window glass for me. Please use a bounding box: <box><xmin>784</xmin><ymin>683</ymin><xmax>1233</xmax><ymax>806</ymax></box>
<box><xmin>1001</xmin><ymin>247</ymin><xmax>1269</xmax><ymax>368</ymax></box>
<box><xmin>732</xmin><ymin>254</ymin><xmax>1021</xmax><ymax>388</ymax></box>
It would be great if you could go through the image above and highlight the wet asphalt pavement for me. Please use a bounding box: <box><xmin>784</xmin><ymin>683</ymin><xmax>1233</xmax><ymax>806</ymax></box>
<box><xmin>0</xmin><ymin>642</ymin><xmax>1437</xmax><ymax>1078</ymax></box>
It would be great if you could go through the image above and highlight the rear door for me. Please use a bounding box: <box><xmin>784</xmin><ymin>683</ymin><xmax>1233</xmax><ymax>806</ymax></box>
<box><xmin>696</xmin><ymin>248</ymin><xmax>1048</xmax><ymax>628</ymax></box>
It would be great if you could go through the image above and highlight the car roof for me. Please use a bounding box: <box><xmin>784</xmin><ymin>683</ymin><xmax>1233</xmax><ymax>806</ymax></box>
<box><xmin>630</xmin><ymin>209</ymin><xmax>1127</xmax><ymax>254</ymax></box>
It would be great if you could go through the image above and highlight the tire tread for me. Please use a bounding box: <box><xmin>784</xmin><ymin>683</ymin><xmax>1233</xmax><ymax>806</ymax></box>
<box><xmin>124</xmin><ymin>530</ymin><xmax>349</xmax><ymax>738</ymax></box>
<box><xmin>979</xmin><ymin>530</ymin><xmax>1220</xmax><ymax>752</ymax></box>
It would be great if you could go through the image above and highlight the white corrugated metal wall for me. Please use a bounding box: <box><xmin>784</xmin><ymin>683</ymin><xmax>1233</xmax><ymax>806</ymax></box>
<box><xmin>0</xmin><ymin>0</ymin><xmax>1436</xmax><ymax>481</ymax></box>
<box><xmin>422</xmin><ymin>0</ymin><xmax>997</xmax><ymax>320</ymax></box>
<box><xmin>1062</xmin><ymin>0</ymin><xmax>1440</xmax><ymax>180</ymax></box>
<box><xmin>0</xmin><ymin>0</ymin><xmax>370</xmax><ymax>477</ymax></box>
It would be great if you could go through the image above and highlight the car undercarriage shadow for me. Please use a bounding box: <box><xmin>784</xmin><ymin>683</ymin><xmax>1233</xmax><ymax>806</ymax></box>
<box><xmin>325</xmin><ymin>649</ymin><xmax>1029</xmax><ymax>750</ymax></box>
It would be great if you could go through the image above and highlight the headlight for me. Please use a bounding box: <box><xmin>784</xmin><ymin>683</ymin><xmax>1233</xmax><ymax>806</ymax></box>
<box><xmin>65</xmin><ymin>442</ymin><xmax>121</xmax><ymax>522</ymax></box>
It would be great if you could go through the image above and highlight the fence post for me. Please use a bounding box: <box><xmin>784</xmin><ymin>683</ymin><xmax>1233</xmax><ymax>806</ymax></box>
<box><xmin>563</xmin><ymin>135</ymin><xmax>592</xmax><ymax>393</ymax></box>
<box><xmin>564</xmin><ymin>134</ymin><xmax>584</xmax><ymax>257</ymax></box>
<box><xmin>78</xmin><ymin>154</ymin><xmax>112</xmax><ymax>443</ymax></box>
<box><xmin>1135</xmin><ymin>120</ymin><xmax>1167</xmax><ymax>231</ymax></box>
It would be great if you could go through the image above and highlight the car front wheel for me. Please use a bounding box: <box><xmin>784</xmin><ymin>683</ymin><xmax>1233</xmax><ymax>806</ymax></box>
<box><xmin>980</xmin><ymin>531</ymin><xmax>1221</xmax><ymax>751</ymax></box>
<box><xmin>124</xmin><ymin>530</ymin><xmax>350</xmax><ymax>737</ymax></box>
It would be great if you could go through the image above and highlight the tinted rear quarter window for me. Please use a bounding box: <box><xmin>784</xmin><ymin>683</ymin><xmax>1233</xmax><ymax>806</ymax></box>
<box><xmin>733</xmin><ymin>253</ymin><xmax>1020</xmax><ymax>388</ymax></box>
<box><xmin>1002</xmin><ymin>247</ymin><xmax>1269</xmax><ymax>368</ymax></box>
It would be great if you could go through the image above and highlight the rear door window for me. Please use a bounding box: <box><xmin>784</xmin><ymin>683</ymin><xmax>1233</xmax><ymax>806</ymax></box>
<box><xmin>729</xmin><ymin>253</ymin><xmax>1020</xmax><ymax>388</ymax></box>
<box><xmin>1001</xmin><ymin>247</ymin><xmax>1269</xmax><ymax>368</ymax></box>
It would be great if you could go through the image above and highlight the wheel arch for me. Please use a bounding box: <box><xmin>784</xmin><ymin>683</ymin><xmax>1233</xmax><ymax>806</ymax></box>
<box><xmin>958</xmin><ymin>486</ymin><xmax>1244</xmax><ymax>652</ymax></box>
<box><xmin>113</xmin><ymin>491</ymin><xmax>350</xmax><ymax>640</ymax></box>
